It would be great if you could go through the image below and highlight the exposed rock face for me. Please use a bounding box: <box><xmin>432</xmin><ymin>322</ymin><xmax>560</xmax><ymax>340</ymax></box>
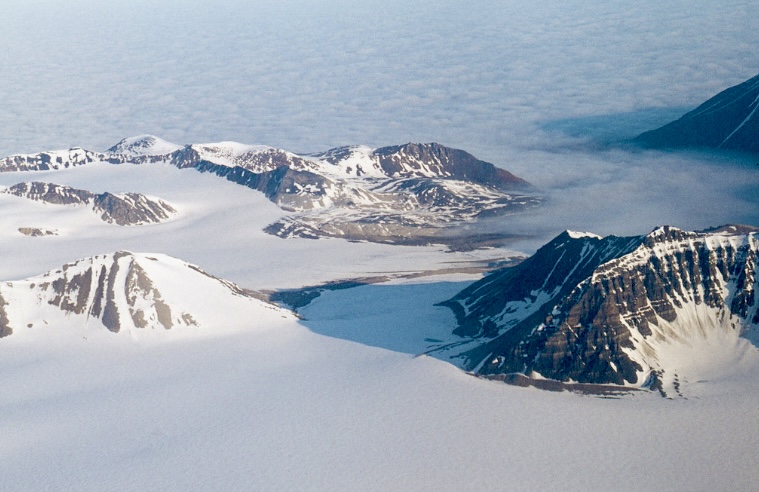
<box><xmin>4</xmin><ymin>182</ymin><xmax>176</xmax><ymax>225</ymax></box>
<box><xmin>6</xmin><ymin>181</ymin><xmax>93</xmax><ymax>204</ymax></box>
<box><xmin>634</xmin><ymin>72</ymin><xmax>759</xmax><ymax>154</ymax></box>
<box><xmin>0</xmin><ymin>252</ymin><xmax>288</xmax><ymax>337</ymax></box>
<box><xmin>0</xmin><ymin>295</ymin><xmax>11</xmax><ymax>338</ymax></box>
<box><xmin>27</xmin><ymin>251</ymin><xmax>176</xmax><ymax>333</ymax></box>
<box><xmin>1</xmin><ymin>138</ymin><xmax>541</xmax><ymax>248</ymax></box>
<box><xmin>372</xmin><ymin>143</ymin><xmax>529</xmax><ymax>189</ymax></box>
<box><xmin>192</xmin><ymin>161</ymin><xmax>353</xmax><ymax>211</ymax></box>
<box><xmin>0</xmin><ymin>148</ymin><xmax>117</xmax><ymax>172</ymax></box>
<box><xmin>18</xmin><ymin>227</ymin><xmax>58</xmax><ymax>237</ymax></box>
<box><xmin>173</xmin><ymin>144</ymin><xmax>314</xmax><ymax>173</ymax></box>
<box><xmin>187</xmin><ymin>143</ymin><xmax>539</xmax><ymax>247</ymax></box>
<box><xmin>92</xmin><ymin>192</ymin><xmax>175</xmax><ymax>225</ymax></box>
<box><xmin>441</xmin><ymin>226</ymin><xmax>759</xmax><ymax>394</ymax></box>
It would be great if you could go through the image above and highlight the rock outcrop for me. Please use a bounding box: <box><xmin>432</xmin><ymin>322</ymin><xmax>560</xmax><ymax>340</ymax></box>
<box><xmin>4</xmin><ymin>182</ymin><xmax>176</xmax><ymax>225</ymax></box>
<box><xmin>441</xmin><ymin>226</ymin><xmax>759</xmax><ymax>394</ymax></box>
<box><xmin>18</xmin><ymin>227</ymin><xmax>58</xmax><ymax>237</ymax></box>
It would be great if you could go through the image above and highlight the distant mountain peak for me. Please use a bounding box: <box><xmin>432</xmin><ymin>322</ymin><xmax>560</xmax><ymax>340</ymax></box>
<box><xmin>642</xmin><ymin>225</ymin><xmax>697</xmax><ymax>245</ymax></box>
<box><xmin>634</xmin><ymin>72</ymin><xmax>759</xmax><ymax>154</ymax></box>
<box><xmin>107</xmin><ymin>135</ymin><xmax>182</xmax><ymax>156</ymax></box>
<box><xmin>372</xmin><ymin>142</ymin><xmax>531</xmax><ymax>188</ymax></box>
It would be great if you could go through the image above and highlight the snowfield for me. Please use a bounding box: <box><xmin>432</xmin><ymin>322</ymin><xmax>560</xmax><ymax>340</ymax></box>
<box><xmin>1</xmin><ymin>0</ymin><xmax>758</xmax><ymax>488</ymax></box>
<box><xmin>0</xmin><ymin>162</ymin><xmax>511</xmax><ymax>289</ymax></box>
<box><xmin>1</xmin><ymin>277</ymin><xmax>758</xmax><ymax>491</ymax></box>
<box><xmin>0</xmin><ymin>161</ymin><xmax>756</xmax><ymax>491</ymax></box>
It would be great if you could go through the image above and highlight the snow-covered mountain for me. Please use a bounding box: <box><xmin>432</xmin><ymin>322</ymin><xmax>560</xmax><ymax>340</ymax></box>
<box><xmin>0</xmin><ymin>147</ymin><xmax>119</xmax><ymax>171</ymax></box>
<box><xmin>306</xmin><ymin>142</ymin><xmax>530</xmax><ymax>185</ymax></box>
<box><xmin>440</xmin><ymin>225</ymin><xmax>759</xmax><ymax>396</ymax></box>
<box><xmin>106</xmin><ymin>134</ymin><xmax>183</xmax><ymax>156</ymax></box>
<box><xmin>2</xmin><ymin>181</ymin><xmax>176</xmax><ymax>226</ymax></box>
<box><xmin>0</xmin><ymin>251</ymin><xmax>294</xmax><ymax>339</ymax></box>
<box><xmin>0</xmin><ymin>137</ymin><xmax>540</xmax><ymax>248</ymax></box>
<box><xmin>634</xmin><ymin>72</ymin><xmax>759</xmax><ymax>154</ymax></box>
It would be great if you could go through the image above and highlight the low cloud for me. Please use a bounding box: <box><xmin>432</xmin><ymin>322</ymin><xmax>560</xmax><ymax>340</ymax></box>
<box><xmin>0</xmin><ymin>0</ymin><xmax>757</xmax><ymax>156</ymax></box>
<box><xmin>479</xmin><ymin>142</ymin><xmax>759</xmax><ymax>250</ymax></box>
<box><xmin>0</xmin><ymin>0</ymin><xmax>756</xmax><ymax>250</ymax></box>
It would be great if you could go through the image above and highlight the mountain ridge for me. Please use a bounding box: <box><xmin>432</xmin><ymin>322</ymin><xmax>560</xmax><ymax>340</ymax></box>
<box><xmin>0</xmin><ymin>138</ymin><xmax>541</xmax><ymax>249</ymax></box>
<box><xmin>439</xmin><ymin>225</ymin><xmax>759</xmax><ymax>396</ymax></box>
<box><xmin>3</xmin><ymin>181</ymin><xmax>176</xmax><ymax>226</ymax></box>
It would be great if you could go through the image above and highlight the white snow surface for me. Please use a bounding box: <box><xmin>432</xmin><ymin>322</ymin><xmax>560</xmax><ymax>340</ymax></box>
<box><xmin>566</xmin><ymin>230</ymin><xmax>603</xmax><ymax>239</ymax></box>
<box><xmin>3</xmin><ymin>321</ymin><xmax>755</xmax><ymax>492</ymax></box>
<box><xmin>311</xmin><ymin>145</ymin><xmax>390</xmax><ymax>178</ymax></box>
<box><xmin>0</xmin><ymin>1</ymin><xmax>756</xmax><ymax>487</ymax></box>
<box><xmin>189</xmin><ymin>141</ymin><xmax>282</xmax><ymax>167</ymax></box>
<box><xmin>0</xmin><ymin>162</ymin><xmax>757</xmax><ymax>490</ymax></box>
<box><xmin>109</xmin><ymin>134</ymin><xmax>182</xmax><ymax>156</ymax></box>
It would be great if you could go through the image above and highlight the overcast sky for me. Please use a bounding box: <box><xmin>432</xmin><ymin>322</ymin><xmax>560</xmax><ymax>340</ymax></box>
<box><xmin>1</xmin><ymin>0</ymin><xmax>758</xmax><ymax>239</ymax></box>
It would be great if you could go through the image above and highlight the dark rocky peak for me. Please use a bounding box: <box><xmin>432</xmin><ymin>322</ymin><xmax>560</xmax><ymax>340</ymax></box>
<box><xmin>374</xmin><ymin>142</ymin><xmax>530</xmax><ymax>189</ymax></box>
<box><xmin>442</xmin><ymin>230</ymin><xmax>642</xmax><ymax>339</ymax></box>
<box><xmin>634</xmin><ymin>72</ymin><xmax>759</xmax><ymax>154</ymax></box>
<box><xmin>92</xmin><ymin>192</ymin><xmax>176</xmax><ymax>225</ymax></box>
<box><xmin>168</xmin><ymin>145</ymin><xmax>204</xmax><ymax>168</ymax></box>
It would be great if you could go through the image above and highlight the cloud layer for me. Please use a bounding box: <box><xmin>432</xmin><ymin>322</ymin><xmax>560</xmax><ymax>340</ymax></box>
<box><xmin>479</xmin><ymin>147</ymin><xmax>759</xmax><ymax>250</ymax></box>
<box><xmin>2</xmin><ymin>0</ymin><xmax>757</xmax><ymax>155</ymax></box>
<box><xmin>1</xmin><ymin>0</ymin><xmax>757</xmax><ymax>244</ymax></box>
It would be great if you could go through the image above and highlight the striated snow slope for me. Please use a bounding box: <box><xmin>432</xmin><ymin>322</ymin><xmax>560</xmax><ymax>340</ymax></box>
<box><xmin>0</xmin><ymin>251</ymin><xmax>295</xmax><ymax>340</ymax></box>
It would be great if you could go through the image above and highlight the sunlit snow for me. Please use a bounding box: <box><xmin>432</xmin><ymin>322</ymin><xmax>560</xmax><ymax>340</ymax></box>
<box><xmin>0</xmin><ymin>0</ymin><xmax>758</xmax><ymax>490</ymax></box>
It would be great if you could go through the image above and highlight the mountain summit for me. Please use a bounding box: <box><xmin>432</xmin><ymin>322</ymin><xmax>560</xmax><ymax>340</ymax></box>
<box><xmin>0</xmin><ymin>252</ymin><xmax>294</xmax><ymax>339</ymax></box>
<box><xmin>634</xmin><ymin>73</ymin><xmax>759</xmax><ymax>154</ymax></box>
